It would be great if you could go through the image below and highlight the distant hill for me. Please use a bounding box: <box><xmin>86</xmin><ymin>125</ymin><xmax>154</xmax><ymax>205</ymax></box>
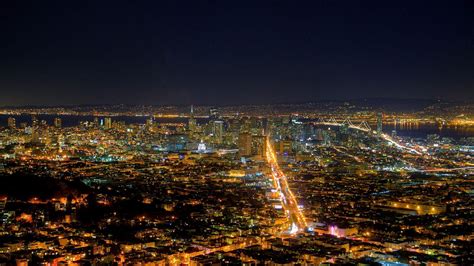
<box><xmin>349</xmin><ymin>98</ymin><xmax>440</xmax><ymax>112</ymax></box>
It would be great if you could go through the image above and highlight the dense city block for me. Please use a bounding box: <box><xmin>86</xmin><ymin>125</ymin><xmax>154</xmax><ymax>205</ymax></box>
<box><xmin>0</xmin><ymin>103</ymin><xmax>472</xmax><ymax>265</ymax></box>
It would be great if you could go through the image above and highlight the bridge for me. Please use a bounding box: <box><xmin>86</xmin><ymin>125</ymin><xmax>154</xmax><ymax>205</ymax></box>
<box><xmin>313</xmin><ymin>118</ymin><xmax>474</xmax><ymax>173</ymax></box>
<box><xmin>313</xmin><ymin>117</ymin><xmax>423</xmax><ymax>155</ymax></box>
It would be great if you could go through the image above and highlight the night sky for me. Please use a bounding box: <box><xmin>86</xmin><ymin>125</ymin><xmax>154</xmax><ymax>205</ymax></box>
<box><xmin>1</xmin><ymin>1</ymin><xmax>473</xmax><ymax>106</ymax></box>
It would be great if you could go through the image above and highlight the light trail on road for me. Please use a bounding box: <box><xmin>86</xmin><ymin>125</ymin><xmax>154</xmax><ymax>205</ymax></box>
<box><xmin>266</xmin><ymin>137</ymin><xmax>308</xmax><ymax>233</ymax></box>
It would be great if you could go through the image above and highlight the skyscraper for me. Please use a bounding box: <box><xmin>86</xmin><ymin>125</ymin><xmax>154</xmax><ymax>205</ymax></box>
<box><xmin>209</xmin><ymin>107</ymin><xmax>219</xmax><ymax>120</ymax></box>
<box><xmin>104</xmin><ymin>117</ymin><xmax>112</xmax><ymax>129</ymax></box>
<box><xmin>278</xmin><ymin>139</ymin><xmax>292</xmax><ymax>154</ymax></box>
<box><xmin>146</xmin><ymin>116</ymin><xmax>154</xmax><ymax>127</ymax></box>
<box><xmin>377</xmin><ymin>112</ymin><xmax>383</xmax><ymax>135</ymax></box>
<box><xmin>7</xmin><ymin>117</ymin><xmax>16</xmax><ymax>129</ymax></box>
<box><xmin>252</xmin><ymin>135</ymin><xmax>267</xmax><ymax>157</ymax></box>
<box><xmin>54</xmin><ymin>117</ymin><xmax>62</xmax><ymax>128</ymax></box>
<box><xmin>212</xmin><ymin>120</ymin><xmax>224</xmax><ymax>144</ymax></box>
<box><xmin>32</xmin><ymin>115</ymin><xmax>39</xmax><ymax>127</ymax></box>
<box><xmin>238</xmin><ymin>132</ymin><xmax>252</xmax><ymax>157</ymax></box>
<box><xmin>188</xmin><ymin>105</ymin><xmax>197</xmax><ymax>132</ymax></box>
<box><xmin>93</xmin><ymin>117</ymin><xmax>99</xmax><ymax>127</ymax></box>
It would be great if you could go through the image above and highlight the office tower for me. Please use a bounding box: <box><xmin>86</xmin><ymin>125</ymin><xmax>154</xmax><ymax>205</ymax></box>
<box><xmin>279</xmin><ymin>139</ymin><xmax>292</xmax><ymax>154</ymax></box>
<box><xmin>104</xmin><ymin>117</ymin><xmax>112</xmax><ymax>129</ymax></box>
<box><xmin>93</xmin><ymin>117</ymin><xmax>99</xmax><ymax>127</ymax></box>
<box><xmin>227</xmin><ymin>119</ymin><xmax>240</xmax><ymax>133</ymax></box>
<box><xmin>238</xmin><ymin>132</ymin><xmax>252</xmax><ymax>157</ymax></box>
<box><xmin>315</xmin><ymin>128</ymin><xmax>324</xmax><ymax>141</ymax></box>
<box><xmin>241</xmin><ymin>118</ymin><xmax>251</xmax><ymax>132</ymax></box>
<box><xmin>252</xmin><ymin>135</ymin><xmax>267</xmax><ymax>157</ymax></box>
<box><xmin>188</xmin><ymin>105</ymin><xmax>196</xmax><ymax>132</ymax></box>
<box><xmin>377</xmin><ymin>112</ymin><xmax>383</xmax><ymax>134</ymax></box>
<box><xmin>7</xmin><ymin>117</ymin><xmax>16</xmax><ymax>129</ymax></box>
<box><xmin>54</xmin><ymin>117</ymin><xmax>62</xmax><ymax>128</ymax></box>
<box><xmin>209</xmin><ymin>107</ymin><xmax>219</xmax><ymax>119</ymax></box>
<box><xmin>213</xmin><ymin>120</ymin><xmax>224</xmax><ymax>144</ymax></box>
<box><xmin>323</xmin><ymin>130</ymin><xmax>331</xmax><ymax>146</ymax></box>
<box><xmin>32</xmin><ymin>115</ymin><xmax>39</xmax><ymax>127</ymax></box>
<box><xmin>146</xmin><ymin>116</ymin><xmax>154</xmax><ymax>127</ymax></box>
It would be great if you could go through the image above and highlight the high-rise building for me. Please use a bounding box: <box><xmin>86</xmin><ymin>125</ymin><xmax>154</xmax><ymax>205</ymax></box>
<box><xmin>238</xmin><ymin>132</ymin><xmax>252</xmax><ymax>157</ymax></box>
<box><xmin>252</xmin><ymin>135</ymin><xmax>267</xmax><ymax>157</ymax></box>
<box><xmin>209</xmin><ymin>107</ymin><xmax>219</xmax><ymax>119</ymax></box>
<box><xmin>104</xmin><ymin>117</ymin><xmax>112</xmax><ymax>129</ymax></box>
<box><xmin>7</xmin><ymin>117</ymin><xmax>16</xmax><ymax>129</ymax></box>
<box><xmin>54</xmin><ymin>117</ymin><xmax>62</xmax><ymax>128</ymax></box>
<box><xmin>323</xmin><ymin>130</ymin><xmax>331</xmax><ymax>146</ymax></box>
<box><xmin>278</xmin><ymin>139</ymin><xmax>292</xmax><ymax>154</ymax></box>
<box><xmin>32</xmin><ymin>116</ymin><xmax>39</xmax><ymax>127</ymax></box>
<box><xmin>377</xmin><ymin>112</ymin><xmax>383</xmax><ymax>135</ymax></box>
<box><xmin>146</xmin><ymin>116</ymin><xmax>154</xmax><ymax>127</ymax></box>
<box><xmin>93</xmin><ymin>117</ymin><xmax>99</xmax><ymax>127</ymax></box>
<box><xmin>212</xmin><ymin>120</ymin><xmax>224</xmax><ymax>144</ymax></box>
<box><xmin>315</xmin><ymin>128</ymin><xmax>324</xmax><ymax>141</ymax></box>
<box><xmin>188</xmin><ymin>105</ymin><xmax>197</xmax><ymax>132</ymax></box>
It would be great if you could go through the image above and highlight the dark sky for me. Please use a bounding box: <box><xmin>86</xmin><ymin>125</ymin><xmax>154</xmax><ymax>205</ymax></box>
<box><xmin>1</xmin><ymin>0</ymin><xmax>473</xmax><ymax>106</ymax></box>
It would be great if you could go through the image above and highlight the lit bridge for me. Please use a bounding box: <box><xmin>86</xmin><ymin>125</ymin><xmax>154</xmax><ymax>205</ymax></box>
<box><xmin>313</xmin><ymin>117</ymin><xmax>423</xmax><ymax>155</ymax></box>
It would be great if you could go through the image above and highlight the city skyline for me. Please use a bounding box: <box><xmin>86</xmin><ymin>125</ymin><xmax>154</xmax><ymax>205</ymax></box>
<box><xmin>0</xmin><ymin>104</ymin><xmax>472</xmax><ymax>265</ymax></box>
<box><xmin>1</xmin><ymin>2</ymin><xmax>473</xmax><ymax>265</ymax></box>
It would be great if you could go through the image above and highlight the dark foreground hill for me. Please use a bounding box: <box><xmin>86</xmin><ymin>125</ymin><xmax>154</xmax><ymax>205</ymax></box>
<box><xmin>0</xmin><ymin>173</ymin><xmax>89</xmax><ymax>200</ymax></box>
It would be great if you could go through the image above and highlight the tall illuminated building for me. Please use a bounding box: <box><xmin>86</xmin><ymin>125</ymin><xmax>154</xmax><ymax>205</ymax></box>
<box><xmin>104</xmin><ymin>117</ymin><xmax>112</xmax><ymax>129</ymax></box>
<box><xmin>252</xmin><ymin>135</ymin><xmax>267</xmax><ymax>157</ymax></box>
<box><xmin>212</xmin><ymin>120</ymin><xmax>224</xmax><ymax>144</ymax></box>
<box><xmin>146</xmin><ymin>116</ymin><xmax>154</xmax><ymax>127</ymax></box>
<box><xmin>54</xmin><ymin>117</ymin><xmax>62</xmax><ymax>128</ymax></box>
<box><xmin>209</xmin><ymin>107</ymin><xmax>219</xmax><ymax>120</ymax></box>
<box><xmin>93</xmin><ymin>117</ymin><xmax>99</xmax><ymax>127</ymax></box>
<box><xmin>377</xmin><ymin>112</ymin><xmax>383</xmax><ymax>135</ymax></box>
<box><xmin>7</xmin><ymin>117</ymin><xmax>16</xmax><ymax>129</ymax></box>
<box><xmin>32</xmin><ymin>115</ymin><xmax>39</xmax><ymax>127</ymax></box>
<box><xmin>238</xmin><ymin>132</ymin><xmax>252</xmax><ymax>157</ymax></box>
<box><xmin>278</xmin><ymin>139</ymin><xmax>292</xmax><ymax>154</ymax></box>
<box><xmin>188</xmin><ymin>105</ymin><xmax>197</xmax><ymax>132</ymax></box>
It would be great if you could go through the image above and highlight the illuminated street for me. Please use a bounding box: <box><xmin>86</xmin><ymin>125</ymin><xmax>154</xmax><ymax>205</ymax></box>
<box><xmin>266</xmin><ymin>137</ymin><xmax>308</xmax><ymax>233</ymax></box>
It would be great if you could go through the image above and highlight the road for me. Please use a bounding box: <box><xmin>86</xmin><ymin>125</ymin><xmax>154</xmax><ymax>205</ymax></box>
<box><xmin>265</xmin><ymin>137</ymin><xmax>308</xmax><ymax>233</ymax></box>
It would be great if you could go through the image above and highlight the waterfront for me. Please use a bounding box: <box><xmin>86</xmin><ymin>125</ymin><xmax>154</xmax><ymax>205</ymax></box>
<box><xmin>1</xmin><ymin>114</ymin><xmax>473</xmax><ymax>139</ymax></box>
